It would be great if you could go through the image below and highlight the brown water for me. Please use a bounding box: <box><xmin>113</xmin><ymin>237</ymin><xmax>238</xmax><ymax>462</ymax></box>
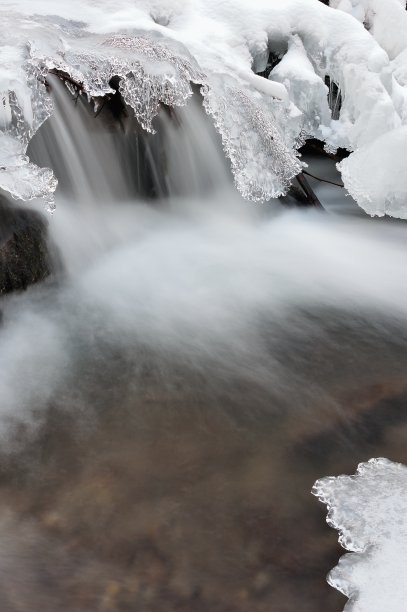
<box><xmin>2</xmin><ymin>311</ymin><xmax>407</xmax><ymax>611</ymax></box>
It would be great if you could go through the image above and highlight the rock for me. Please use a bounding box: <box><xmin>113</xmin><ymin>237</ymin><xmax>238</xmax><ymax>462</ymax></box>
<box><xmin>0</xmin><ymin>194</ymin><xmax>51</xmax><ymax>296</ymax></box>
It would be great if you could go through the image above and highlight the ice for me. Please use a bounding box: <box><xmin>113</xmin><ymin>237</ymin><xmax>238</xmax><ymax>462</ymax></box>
<box><xmin>202</xmin><ymin>73</ymin><xmax>302</xmax><ymax>201</ymax></box>
<box><xmin>0</xmin><ymin>134</ymin><xmax>57</xmax><ymax>208</ymax></box>
<box><xmin>313</xmin><ymin>458</ymin><xmax>407</xmax><ymax>611</ymax></box>
<box><xmin>1</xmin><ymin>0</ymin><xmax>407</xmax><ymax>214</ymax></box>
<box><xmin>42</xmin><ymin>33</ymin><xmax>206</xmax><ymax>133</ymax></box>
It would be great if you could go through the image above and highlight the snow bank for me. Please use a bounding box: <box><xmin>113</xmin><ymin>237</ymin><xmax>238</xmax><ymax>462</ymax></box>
<box><xmin>1</xmin><ymin>0</ymin><xmax>407</xmax><ymax>215</ymax></box>
<box><xmin>313</xmin><ymin>458</ymin><xmax>407</xmax><ymax>611</ymax></box>
<box><xmin>330</xmin><ymin>0</ymin><xmax>407</xmax><ymax>59</ymax></box>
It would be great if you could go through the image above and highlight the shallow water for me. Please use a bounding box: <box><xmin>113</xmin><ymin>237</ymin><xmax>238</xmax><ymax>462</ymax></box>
<box><xmin>1</xmin><ymin>82</ymin><xmax>407</xmax><ymax>611</ymax></box>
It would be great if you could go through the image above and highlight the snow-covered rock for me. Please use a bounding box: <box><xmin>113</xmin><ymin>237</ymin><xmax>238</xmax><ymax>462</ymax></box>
<box><xmin>339</xmin><ymin>126</ymin><xmax>407</xmax><ymax>218</ymax></box>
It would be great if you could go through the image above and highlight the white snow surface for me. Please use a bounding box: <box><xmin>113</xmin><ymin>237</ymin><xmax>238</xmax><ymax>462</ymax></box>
<box><xmin>0</xmin><ymin>0</ymin><xmax>407</xmax><ymax>215</ymax></box>
<box><xmin>330</xmin><ymin>0</ymin><xmax>407</xmax><ymax>59</ymax></box>
<box><xmin>313</xmin><ymin>458</ymin><xmax>407</xmax><ymax>611</ymax></box>
<box><xmin>339</xmin><ymin>126</ymin><xmax>407</xmax><ymax>217</ymax></box>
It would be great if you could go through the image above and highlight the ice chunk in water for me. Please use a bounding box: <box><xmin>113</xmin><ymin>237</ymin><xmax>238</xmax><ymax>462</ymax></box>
<box><xmin>313</xmin><ymin>458</ymin><xmax>407</xmax><ymax>611</ymax></box>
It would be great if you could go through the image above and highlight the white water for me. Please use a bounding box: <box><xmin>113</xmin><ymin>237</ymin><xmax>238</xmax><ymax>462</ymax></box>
<box><xmin>2</xmin><ymin>77</ymin><xmax>407</xmax><ymax>427</ymax></box>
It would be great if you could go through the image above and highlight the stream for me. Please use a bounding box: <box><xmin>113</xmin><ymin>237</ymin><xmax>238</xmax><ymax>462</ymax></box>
<box><xmin>0</xmin><ymin>77</ymin><xmax>407</xmax><ymax>612</ymax></box>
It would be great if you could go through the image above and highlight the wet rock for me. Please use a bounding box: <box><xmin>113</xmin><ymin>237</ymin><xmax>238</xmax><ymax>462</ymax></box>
<box><xmin>0</xmin><ymin>194</ymin><xmax>51</xmax><ymax>295</ymax></box>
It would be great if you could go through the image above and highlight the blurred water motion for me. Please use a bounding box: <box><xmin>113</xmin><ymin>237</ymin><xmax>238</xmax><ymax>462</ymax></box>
<box><xmin>0</xmin><ymin>79</ymin><xmax>407</xmax><ymax>611</ymax></box>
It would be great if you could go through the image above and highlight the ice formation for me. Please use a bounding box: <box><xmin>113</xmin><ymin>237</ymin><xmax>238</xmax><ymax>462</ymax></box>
<box><xmin>313</xmin><ymin>458</ymin><xmax>407</xmax><ymax>611</ymax></box>
<box><xmin>1</xmin><ymin>0</ymin><xmax>407</xmax><ymax>215</ymax></box>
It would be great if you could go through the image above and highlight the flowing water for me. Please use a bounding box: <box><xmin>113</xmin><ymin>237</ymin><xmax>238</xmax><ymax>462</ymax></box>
<box><xmin>1</xmin><ymin>77</ymin><xmax>407</xmax><ymax>611</ymax></box>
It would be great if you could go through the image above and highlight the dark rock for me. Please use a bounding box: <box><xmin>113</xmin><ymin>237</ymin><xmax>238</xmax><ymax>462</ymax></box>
<box><xmin>0</xmin><ymin>193</ymin><xmax>51</xmax><ymax>296</ymax></box>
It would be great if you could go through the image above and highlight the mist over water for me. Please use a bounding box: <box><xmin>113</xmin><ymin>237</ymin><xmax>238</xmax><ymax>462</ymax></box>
<box><xmin>2</xmin><ymin>78</ymin><xmax>407</xmax><ymax>610</ymax></box>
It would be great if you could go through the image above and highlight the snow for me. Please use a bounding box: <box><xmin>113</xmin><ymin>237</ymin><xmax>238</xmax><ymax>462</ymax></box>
<box><xmin>270</xmin><ymin>35</ymin><xmax>331</xmax><ymax>140</ymax></box>
<box><xmin>339</xmin><ymin>126</ymin><xmax>407</xmax><ymax>218</ymax></box>
<box><xmin>313</xmin><ymin>458</ymin><xmax>407</xmax><ymax>611</ymax></box>
<box><xmin>330</xmin><ymin>0</ymin><xmax>407</xmax><ymax>59</ymax></box>
<box><xmin>0</xmin><ymin>0</ymin><xmax>407</xmax><ymax>215</ymax></box>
